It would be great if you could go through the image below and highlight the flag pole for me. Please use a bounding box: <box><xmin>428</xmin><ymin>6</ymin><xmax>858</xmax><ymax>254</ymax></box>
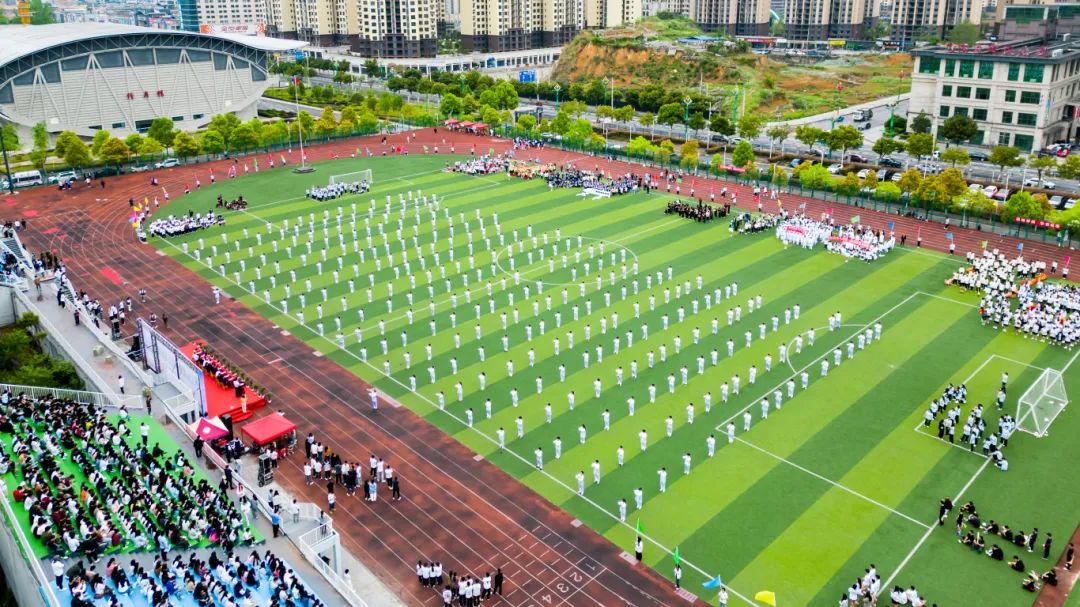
<box><xmin>292</xmin><ymin>75</ymin><xmax>314</xmax><ymax>174</ymax></box>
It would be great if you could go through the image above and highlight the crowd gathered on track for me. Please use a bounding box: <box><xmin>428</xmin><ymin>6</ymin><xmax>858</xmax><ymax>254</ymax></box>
<box><xmin>305</xmin><ymin>180</ymin><xmax>371</xmax><ymax>202</ymax></box>
<box><xmin>145</xmin><ymin>211</ymin><xmax>225</xmax><ymax>239</ymax></box>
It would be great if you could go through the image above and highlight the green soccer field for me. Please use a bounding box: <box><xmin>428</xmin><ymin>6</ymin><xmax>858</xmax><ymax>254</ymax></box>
<box><xmin>154</xmin><ymin>155</ymin><xmax>1080</xmax><ymax>606</ymax></box>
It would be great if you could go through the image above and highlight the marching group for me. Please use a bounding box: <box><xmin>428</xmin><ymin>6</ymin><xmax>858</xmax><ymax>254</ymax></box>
<box><xmin>920</xmin><ymin>375</ymin><xmax>1016</xmax><ymax>471</ymax></box>
<box><xmin>305</xmin><ymin>180</ymin><xmax>371</xmax><ymax>202</ymax></box>
<box><xmin>773</xmin><ymin>213</ymin><xmax>895</xmax><ymax>262</ymax></box>
<box><xmin>145</xmin><ymin>210</ymin><xmax>225</xmax><ymax>239</ymax></box>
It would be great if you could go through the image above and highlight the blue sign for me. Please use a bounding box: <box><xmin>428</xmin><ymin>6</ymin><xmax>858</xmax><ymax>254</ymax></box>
<box><xmin>519</xmin><ymin>70</ymin><xmax>536</xmax><ymax>83</ymax></box>
<box><xmin>294</xmin><ymin>50</ymin><xmax>305</xmax><ymax>61</ymax></box>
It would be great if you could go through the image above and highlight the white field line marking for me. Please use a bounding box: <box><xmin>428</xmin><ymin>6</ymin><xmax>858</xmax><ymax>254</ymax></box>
<box><xmin>735</xmin><ymin>437</ymin><xmax>931</xmax><ymax>529</ymax></box>
<box><xmin>158</xmin><ymin>218</ymin><xmax>761</xmax><ymax>606</ymax></box>
<box><xmin>881</xmin><ymin>457</ymin><xmax>991</xmax><ymax>592</ymax></box>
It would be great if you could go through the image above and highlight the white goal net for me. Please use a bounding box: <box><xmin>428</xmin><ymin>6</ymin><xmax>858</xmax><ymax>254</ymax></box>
<box><xmin>1017</xmin><ymin>368</ymin><xmax>1068</xmax><ymax>437</ymax></box>
<box><xmin>329</xmin><ymin>169</ymin><xmax>373</xmax><ymax>186</ymax></box>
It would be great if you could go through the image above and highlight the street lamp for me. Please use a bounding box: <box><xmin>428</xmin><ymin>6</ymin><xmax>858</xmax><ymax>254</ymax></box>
<box><xmin>459</xmin><ymin>74</ymin><xmax>466</xmax><ymax>95</ymax></box>
<box><xmin>603</xmin><ymin>77</ymin><xmax>614</xmax><ymax>112</ymax></box>
<box><xmin>683</xmin><ymin>96</ymin><xmax>692</xmax><ymax>141</ymax></box>
<box><xmin>553</xmin><ymin>83</ymin><xmax>562</xmax><ymax>109</ymax></box>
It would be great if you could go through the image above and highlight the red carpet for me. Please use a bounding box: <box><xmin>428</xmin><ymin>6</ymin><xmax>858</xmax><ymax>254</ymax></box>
<box><xmin>179</xmin><ymin>342</ymin><xmax>266</xmax><ymax>421</ymax></box>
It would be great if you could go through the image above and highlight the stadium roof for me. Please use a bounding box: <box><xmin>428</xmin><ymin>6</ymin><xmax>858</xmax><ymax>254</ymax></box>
<box><xmin>0</xmin><ymin>23</ymin><xmax>307</xmax><ymax>68</ymax></box>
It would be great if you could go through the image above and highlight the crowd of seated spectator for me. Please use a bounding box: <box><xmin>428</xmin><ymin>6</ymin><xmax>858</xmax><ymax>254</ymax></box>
<box><xmin>953</xmin><ymin>500</ymin><xmax>1059</xmax><ymax>593</ymax></box>
<box><xmin>0</xmin><ymin>391</ymin><xmax>255</xmax><ymax>559</ymax></box>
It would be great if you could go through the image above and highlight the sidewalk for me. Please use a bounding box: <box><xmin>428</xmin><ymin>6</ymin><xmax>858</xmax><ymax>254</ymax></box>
<box><xmin>768</xmin><ymin>93</ymin><xmax>912</xmax><ymax>128</ymax></box>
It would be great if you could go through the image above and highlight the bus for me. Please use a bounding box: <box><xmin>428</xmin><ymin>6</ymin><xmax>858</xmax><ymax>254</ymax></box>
<box><xmin>9</xmin><ymin>170</ymin><xmax>43</xmax><ymax>188</ymax></box>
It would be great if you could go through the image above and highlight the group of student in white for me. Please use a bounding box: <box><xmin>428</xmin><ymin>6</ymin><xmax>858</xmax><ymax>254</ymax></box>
<box><xmin>773</xmin><ymin>213</ymin><xmax>895</xmax><ymax>262</ymax></box>
<box><xmin>836</xmin><ymin>563</ymin><xmax>931</xmax><ymax>606</ymax></box>
<box><xmin>145</xmin><ymin>211</ymin><xmax>224</xmax><ymax>239</ymax></box>
<box><xmin>952</xmin><ymin>250</ymin><xmax>1079</xmax><ymax>347</ymax></box>
<box><xmin>448</xmin><ymin>155</ymin><xmax>509</xmax><ymax>176</ymax></box>
<box><xmin>306</xmin><ymin>179</ymin><xmax>371</xmax><ymax>202</ymax></box>
<box><xmin>920</xmin><ymin>375</ymin><xmax>1015</xmax><ymax>470</ymax></box>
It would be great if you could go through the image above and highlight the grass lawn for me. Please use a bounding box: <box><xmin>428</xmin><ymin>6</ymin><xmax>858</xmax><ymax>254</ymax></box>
<box><xmin>153</xmin><ymin>155</ymin><xmax>1080</xmax><ymax>606</ymax></box>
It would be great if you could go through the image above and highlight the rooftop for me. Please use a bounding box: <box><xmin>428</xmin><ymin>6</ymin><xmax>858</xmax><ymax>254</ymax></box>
<box><xmin>912</xmin><ymin>36</ymin><xmax>1080</xmax><ymax>62</ymax></box>
<box><xmin>0</xmin><ymin>22</ymin><xmax>306</xmax><ymax>69</ymax></box>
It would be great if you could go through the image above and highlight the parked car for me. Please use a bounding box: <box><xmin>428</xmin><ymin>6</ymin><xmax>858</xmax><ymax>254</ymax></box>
<box><xmin>1023</xmin><ymin>178</ymin><xmax>1057</xmax><ymax>189</ymax></box>
<box><xmin>982</xmin><ymin>185</ymin><xmax>999</xmax><ymax>197</ymax></box>
<box><xmin>1056</xmin><ymin>148</ymin><xmax>1070</xmax><ymax>158</ymax></box>
<box><xmin>968</xmin><ymin>183</ymin><xmax>982</xmax><ymax>193</ymax></box>
<box><xmin>880</xmin><ymin>157</ymin><xmax>903</xmax><ymax>168</ymax></box>
<box><xmin>1065</xmin><ymin>198</ymin><xmax>1079</xmax><ymax>209</ymax></box>
<box><xmin>1050</xmin><ymin>195</ymin><xmax>1065</xmax><ymax>209</ymax></box>
<box><xmin>48</xmin><ymin>170</ymin><xmax>79</xmax><ymax>184</ymax></box>
<box><xmin>826</xmin><ymin>163</ymin><xmax>844</xmax><ymax>175</ymax></box>
<box><xmin>916</xmin><ymin>163</ymin><xmax>941</xmax><ymax>175</ymax></box>
<box><xmin>968</xmin><ymin>150</ymin><xmax>989</xmax><ymax>162</ymax></box>
<box><xmin>154</xmin><ymin>158</ymin><xmax>180</xmax><ymax>169</ymax></box>
<box><xmin>876</xmin><ymin>169</ymin><xmax>887</xmax><ymax>180</ymax></box>
<box><xmin>857</xmin><ymin>169</ymin><xmax>871</xmax><ymax>179</ymax></box>
<box><xmin>890</xmin><ymin>172</ymin><xmax>903</xmax><ymax>182</ymax></box>
<box><xmin>849</xmin><ymin>153</ymin><xmax>868</xmax><ymax>163</ymax></box>
<box><xmin>789</xmin><ymin>158</ymin><xmax>804</xmax><ymax>168</ymax></box>
<box><xmin>130</xmin><ymin>164</ymin><xmax>152</xmax><ymax>173</ymax></box>
<box><xmin>994</xmin><ymin>188</ymin><xmax>1010</xmax><ymax>201</ymax></box>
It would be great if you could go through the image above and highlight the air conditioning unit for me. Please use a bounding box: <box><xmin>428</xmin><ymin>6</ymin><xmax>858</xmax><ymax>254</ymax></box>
<box><xmin>1064</xmin><ymin>33</ymin><xmax>1072</xmax><ymax>42</ymax></box>
<box><xmin>1052</xmin><ymin>48</ymin><xmax>1064</xmax><ymax>57</ymax></box>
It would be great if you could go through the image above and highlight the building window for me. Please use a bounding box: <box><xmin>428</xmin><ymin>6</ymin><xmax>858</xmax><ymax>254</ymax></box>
<box><xmin>978</xmin><ymin>61</ymin><xmax>994</xmax><ymax>79</ymax></box>
<box><xmin>1020</xmin><ymin>91</ymin><xmax>1041</xmax><ymax>104</ymax></box>
<box><xmin>172</xmin><ymin>116</ymin><xmax>184</xmax><ymax>121</ymax></box>
<box><xmin>1023</xmin><ymin>63</ymin><xmax>1044</xmax><ymax>83</ymax></box>
<box><xmin>1005</xmin><ymin>90</ymin><xmax>1016</xmax><ymax>102</ymax></box>
<box><xmin>959</xmin><ymin>60</ymin><xmax>975</xmax><ymax>78</ymax></box>
<box><xmin>1017</xmin><ymin>112</ymin><xmax>1037</xmax><ymax>126</ymax></box>
<box><xmin>973</xmin><ymin>108</ymin><xmax>988</xmax><ymax>121</ymax></box>
<box><xmin>1007</xmin><ymin>63</ymin><xmax>1020</xmax><ymax>81</ymax></box>
<box><xmin>956</xmin><ymin>86</ymin><xmax>971</xmax><ymax>98</ymax></box>
<box><xmin>939</xmin><ymin>105</ymin><xmax>950</xmax><ymax>117</ymax></box>
<box><xmin>1014</xmin><ymin>134</ymin><xmax>1034</xmax><ymax>152</ymax></box>
<box><xmin>972</xmin><ymin>130</ymin><xmax>985</xmax><ymax>145</ymax></box>
<box><xmin>944</xmin><ymin>58</ymin><xmax>956</xmax><ymax>76</ymax></box>
<box><xmin>193</xmin><ymin>113</ymin><xmax>205</xmax><ymax>119</ymax></box>
<box><xmin>111</xmin><ymin>122</ymin><xmax>126</xmax><ymax>129</ymax></box>
<box><xmin>1002</xmin><ymin>111</ymin><xmax>1014</xmax><ymax>124</ymax></box>
<box><xmin>975</xmin><ymin>87</ymin><xmax>990</xmax><ymax>100</ymax></box>
<box><xmin>942</xmin><ymin>85</ymin><xmax>952</xmax><ymax>96</ymax></box>
<box><xmin>998</xmin><ymin>132</ymin><xmax>1011</xmax><ymax>145</ymax></box>
<box><xmin>955</xmin><ymin>107</ymin><xmax>969</xmax><ymax>117</ymax></box>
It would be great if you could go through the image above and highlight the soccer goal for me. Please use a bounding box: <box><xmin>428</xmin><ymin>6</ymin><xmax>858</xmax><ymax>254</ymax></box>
<box><xmin>1017</xmin><ymin>368</ymin><xmax>1068</xmax><ymax>437</ymax></box>
<box><xmin>329</xmin><ymin>169</ymin><xmax>373</xmax><ymax>186</ymax></box>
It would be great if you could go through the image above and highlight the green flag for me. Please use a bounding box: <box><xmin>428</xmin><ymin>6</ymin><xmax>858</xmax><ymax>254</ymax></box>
<box><xmin>850</xmin><ymin>215</ymin><xmax>861</xmax><ymax>224</ymax></box>
<box><xmin>981</xmin><ymin>240</ymin><xmax>988</xmax><ymax>249</ymax></box>
<box><xmin>636</xmin><ymin>518</ymin><xmax>644</xmax><ymax>534</ymax></box>
<box><xmin>673</xmin><ymin>545</ymin><xmax>680</xmax><ymax>566</ymax></box>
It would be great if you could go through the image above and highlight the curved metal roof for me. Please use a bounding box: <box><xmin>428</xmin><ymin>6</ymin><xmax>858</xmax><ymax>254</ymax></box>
<box><xmin>0</xmin><ymin>23</ymin><xmax>307</xmax><ymax>69</ymax></box>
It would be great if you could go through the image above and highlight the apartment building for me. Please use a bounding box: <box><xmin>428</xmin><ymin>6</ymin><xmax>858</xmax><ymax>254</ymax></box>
<box><xmin>782</xmin><ymin>0</ymin><xmax>877</xmax><ymax>40</ymax></box>
<box><xmin>584</xmin><ymin>0</ymin><xmax>643</xmax><ymax>28</ymax></box>
<box><xmin>177</xmin><ymin>0</ymin><xmax>268</xmax><ymax>33</ymax></box>
<box><xmin>460</xmin><ymin>0</ymin><xmax>602</xmax><ymax>51</ymax></box>
<box><xmin>890</xmin><ymin>0</ymin><xmax>984</xmax><ymax>46</ymax></box>
<box><xmin>691</xmin><ymin>0</ymin><xmax>771</xmax><ymax>35</ymax></box>
<box><xmin>909</xmin><ymin>34</ymin><xmax>1080</xmax><ymax>152</ymax></box>
<box><xmin>352</xmin><ymin>0</ymin><xmax>439</xmax><ymax>57</ymax></box>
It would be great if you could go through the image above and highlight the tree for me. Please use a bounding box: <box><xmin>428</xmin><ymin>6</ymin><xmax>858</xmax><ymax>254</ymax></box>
<box><xmin>562</xmin><ymin>100</ymin><xmax>587</xmax><ymax>119</ymax></box>
<box><xmin>124</xmin><ymin>133</ymin><xmax>143</xmax><ymax>155</ymax></box>
<box><xmin>737</xmin><ymin>114</ymin><xmax>766</xmax><ymax>140</ymax></box>
<box><xmin>952</xmin><ymin>189</ymin><xmax>997</xmax><ymax>216</ymax></box>
<box><xmin>53</xmin><ymin>131</ymin><xmax>79</xmax><ymax>159</ymax></box>
<box><xmin>875</xmin><ymin>182</ymin><xmax>903</xmax><ymax>202</ymax></box>
<box><xmin>770</xmin><ymin>21</ymin><xmax>784</xmax><ymax>36</ymax></box>
<box><xmin>989</xmin><ymin>145</ymin><xmax>1023</xmax><ymax>176</ymax></box>
<box><xmin>208</xmin><ymin>113</ymin><xmax>241</xmax><ymax>147</ymax></box>
<box><xmin>657</xmin><ymin>102</ymin><xmax>684</xmax><ymax>127</ymax></box>
<box><xmin>1057</xmin><ymin>154</ymin><xmax>1080</xmax><ymax>180</ymax></box>
<box><xmin>440</xmin><ymin>92</ymin><xmax>462</xmax><ymax>118</ymax></box>
<box><xmin>939</xmin><ymin>114</ymin><xmax>979</xmax><ymax>146</ymax></box>
<box><xmin>517</xmin><ymin>114</ymin><xmax>536</xmax><ymax>131</ymax></box>
<box><xmin>656</xmin><ymin>139</ymin><xmax>676</xmax><ymax>163</ymax></box>
<box><xmin>639</xmin><ymin>113</ymin><xmax>656</xmax><ymax>140</ymax></box>
<box><xmin>906</xmin><ymin>133</ymin><xmax>935</xmax><ymax>159</ymax></box>
<box><xmin>898</xmin><ymin>168</ymin><xmax>923</xmax><ymax>193</ymax></box>
<box><xmin>710</xmin><ymin>115</ymin><xmax>735</xmax><ymax>136</ymax></box>
<box><xmin>173</xmin><ymin>131</ymin><xmax>200</xmax><ymax>158</ymax></box>
<box><xmin>550</xmin><ymin>111</ymin><xmax>572</xmax><ymax>135</ymax></box>
<box><xmin>1002</xmin><ymin>191</ymin><xmax>1045</xmax><ymax>222</ymax></box>
<box><xmin>884</xmin><ymin>114</ymin><xmax>907</xmax><ymax>135</ymax></box>
<box><xmin>732</xmin><ymin>140</ymin><xmax>755</xmax><ymax>169</ymax></box>
<box><xmin>825</xmin><ymin>125</ymin><xmax>864</xmax><ymax>162</ymax></box>
<box><xmin>1028</xmin><ymin>155</ymin><xmax>1059</xmax><ymax>184</ymax></box>
<box><xmin>97</xmin><ymin>137</ymin><xmax>130</xmax><ymax>166</ymax></box>
<box><xmin>688</xmin><ymin>113</ymin><xmax>706</xmax><ymax>135</ymax></box>
<box><xmin>28</xmin><ymin>0</ymin><xmax>56</xmax><ymax>24</ymax></box>
<box><xmin>90</xmin><ymin>130</ymin><xmax>111</xmax><ymax>157</ymax></box>
<box><xmin>679</xmin><ymin>140</ymin><xmax>700</xmax><ymax>169</ymax></box>
<box><xmin>0</xmin><ymin>124</ymin><xmax>18</xmax><ymax>152</ymax></box>
<box><xmin>61</xmin><ymin>137</ymin><xmax>91</xmax><ymax>168</ymax></box>
<box><xmin>138</xmin><ymin>137</ymin><xmax>163</xmax><ymax>158</ymax></box>
<box><xmin>835</xmin><ymin>172</ymin><xmax>862</xmax><ymax>196</ymax></box>
<box><xmin>147</xmin><ymin>117</ymin><xmax>176</xmax><ymax>149</ymax></box>
<box><xmin>315</xmin><ymin>106</ymin><xmax>338</xmax><ymax>136</ymax></box>
<box><xmin>201</xmin><ymin>130</ymin><xmax>225</xmax><ymax>155</ymax></box>
<box><xmin>946</xmin><ymin>21</ymin><xmax>981</xmax><ymax>45</ymax></box>
<box><xmin>872</xmin><ymin>137</ymin><xmax>903</xmax><ymax>160</ymax></box>
<box><xmin>294</xmin><ymin>110</ymin><xmax>315</xmax><ymax>138</ymax></box>
<box><xmin>363</xmin><ymin>59</ymin><xmax>380</xmax><ymax>77</ymax></box>
<box><xmin>358</xmin><ymin>111</ymin><xmax>379</xmax><ymax>133</ymax></box>
<box><xmin>766</xmin><ymin>125</ymin><xmax>792</xmax><ymax>158</ymax></box>
<box><xmin>795</xmin><ymin>125</ymin><xmax>826</xmax><ymax>149</ymax></box>
<box><xmin>862</xmin><ymin>169</ymin><xmax>879</xmax><ymax>191</ymax></box>
<box><xmin>230</xmin><ymin>123</ymin><xmax>258</xmax><ymax>150</ymax></box>
<box><xmin>940</xmin><ymin>147</ymin><xmax>971</xmax><ymax>168</ymax></box>
<box><xmin>627</xmin><ymin>136</ymin><xmax>656</xmax><ymax>158</ymax></box>
<box><xmin>30</xmin><ymin>122</ymin><xmax>48</xmax><ymax>171</ymax></box>
<box><xmin>911</xmin><ymin>112</ymin><xmax>933</xmax><ymax>134</ymax></box>
<box><xmin>797</xmin><ymin>164</ymin><xmax>833</xmax><ymax>190</ymax></box>
<box><xmin>614</xmin><ymin>105</ymin><xmax>636</xmax><ymax>125</ymax></box>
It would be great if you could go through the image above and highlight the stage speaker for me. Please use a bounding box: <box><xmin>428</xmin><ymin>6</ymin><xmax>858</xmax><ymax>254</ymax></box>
<box><xmin>220</xmin><ymin>414</ymin><xmax>234</xmax><ymax>441</ymax></box>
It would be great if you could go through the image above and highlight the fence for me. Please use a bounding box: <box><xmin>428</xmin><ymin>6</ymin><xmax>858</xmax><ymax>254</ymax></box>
<box><xmin>296</xmin><ymin>524</ymin><xmax>371</xmax><ymax>607</ymax></box>
<box><xmin>0</xmin><ymin>382</ymin><xmax>142</xmax><ymax>410</ymax></box>
<box><xmin>0</xmin><ymin>481</ymin><xmax>62</xmax><ymax>607</ymax></box>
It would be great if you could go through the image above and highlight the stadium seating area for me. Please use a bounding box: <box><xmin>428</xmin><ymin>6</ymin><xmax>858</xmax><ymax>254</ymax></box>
<box><xmin>0</xmin><ymin>392</ymin><xmax>258</xmax><ymax>559</ymax></box>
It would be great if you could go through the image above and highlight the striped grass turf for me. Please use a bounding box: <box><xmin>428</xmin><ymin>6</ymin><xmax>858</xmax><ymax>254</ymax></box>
<box><xmin>155</xmin><ymin>155</ymin><xmax>1080</xmax><ymax>606</ymax></box>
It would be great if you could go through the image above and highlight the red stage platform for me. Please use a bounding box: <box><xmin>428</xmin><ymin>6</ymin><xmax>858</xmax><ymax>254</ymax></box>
<box><xmin>179</xmin><ymin>342</ymin><xmax>266</xmax><ymax>421</ymax></box>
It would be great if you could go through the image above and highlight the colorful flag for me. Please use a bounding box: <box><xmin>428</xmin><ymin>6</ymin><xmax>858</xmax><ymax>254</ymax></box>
<box><xmin>849</xmin><ymin>215</ymin><xmax>860</xmax><ymax>224</ymax></box>
<box><xmin>673</xmin><ymin>545</ymin><xmax>680</xmax><ymax>566</ymax></box>
<box><xmin>702</xmin><ymin>575</ymin><xmax>723</xmax><ymax>590</ymax></box>
<box><xmin>980</xmin><ymin>240</ymin><xmax>988</xmax><ymax>249</ymax></box>
<box><xmin>253</xmin><ymin>157</ymin><xmax>259</xmax><ymax>172</ymax></box>
<box><xmin>945</xmin><ymin>232</ymin><xmax>953</xmax><ymax>240</ymax></box>
<box><xmin>887</xmin><ymin>221</ymin><xmax>895</xmax><ymax>230</ymax></box>
<box><xmin>636</xmin><ymin>519</ymin><xmax>644</xmax><ymax>534</ymax></box>
<box><xmin>1018</xmin><ymin>242</ymin><xmax>1025</xmax><ymax>251</ymax></box>
<box><xmin>827</xmin><ymin>207</ymin><xmax>834</xmax><ymax>215</ymax></box>
<box><xmin>798</xmin><ymin>202</ymin><xmax>807</xmax><ymax>209</ymax></box>
<box><xmin>755</xmin><ymin>590</ymin><xmax>777</xmax><ymax>606</ymax></box>
<box><xmin>293</xmin><ymin>74</ymin><xmax>300</xmax><ymax>87</ymax></box>
<box><xmin>1064</xmin><ymin>255</ymin><xmax>1072</xmax><ymax>266</ymax></box>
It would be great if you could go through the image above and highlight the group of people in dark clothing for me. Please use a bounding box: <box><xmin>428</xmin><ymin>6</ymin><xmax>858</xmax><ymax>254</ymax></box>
<box><xmin>941</xmin><ymin>497</ymin><xmax>1068</xmax><ymax>593</ymax></box>
<box><xmin>664</xmin><ymin>199</ymin><xmax>730</xmax><ymax>222</ymax></box>
<box><xmin>216</xmin><ymin>194</ymin><xmax>249</xmax><ymax>211</ymax></box>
